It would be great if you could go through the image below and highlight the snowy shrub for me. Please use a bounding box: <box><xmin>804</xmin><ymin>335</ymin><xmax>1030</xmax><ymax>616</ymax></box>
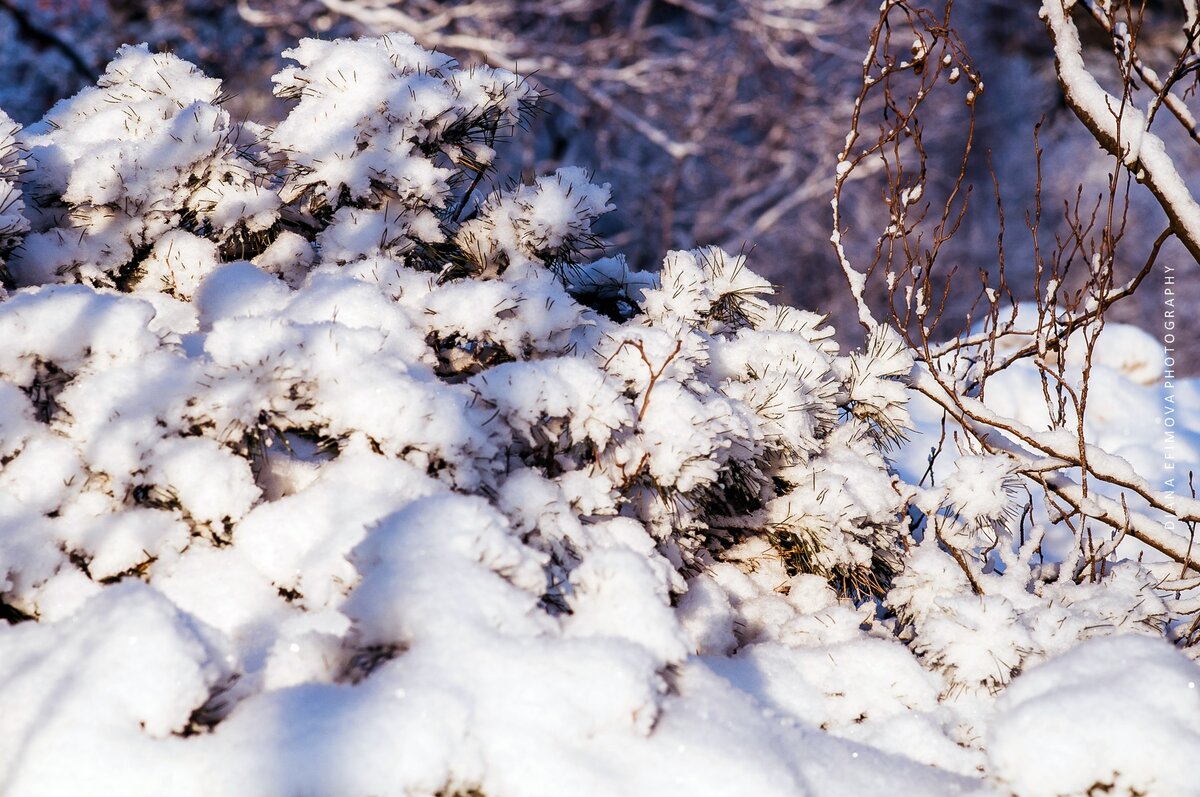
<box><xmin>0</xmin><ymin>33</ymin><xmax>942</xmax><ymax>796</ymax></box>
<box><xmin>9</xmin><ymin>45</ymin><xmax>277</xmax><ymax>292</ymax></box>
<box><xmin>0</xmin><ymin>110</ymin><xmax>27</xmax><ymax>290</ymax></box>
<box><xmin>817</xmin><ymin>0</ymin><xmax>1200</xmax><ymax>734</ymax></box>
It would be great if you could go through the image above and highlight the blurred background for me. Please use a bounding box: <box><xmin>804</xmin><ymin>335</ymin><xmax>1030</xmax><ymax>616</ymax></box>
<box><xmin>2</xmin><ymin>0</ymin><xmax>1196</xmax><ymax>370</ymax></box>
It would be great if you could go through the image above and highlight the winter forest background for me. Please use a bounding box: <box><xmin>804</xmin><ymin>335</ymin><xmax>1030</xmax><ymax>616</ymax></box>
<box><xmin>3</xmin><ymin>1</ymin><xmax>1200</xmax><ymax>795</ymax></box>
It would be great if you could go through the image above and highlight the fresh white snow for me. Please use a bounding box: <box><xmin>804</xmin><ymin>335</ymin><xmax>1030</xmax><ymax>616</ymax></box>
<box><xmin>0</xmin><ymin>32</ymin><xmax>1196</xmax><ymax>797</ymax></box>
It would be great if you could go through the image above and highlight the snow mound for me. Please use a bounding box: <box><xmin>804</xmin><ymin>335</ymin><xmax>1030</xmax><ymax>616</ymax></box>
<box><xmin>989</xmin><ymin>635</ymin><xmax>1200</xmax><ymax>797</ymax></box>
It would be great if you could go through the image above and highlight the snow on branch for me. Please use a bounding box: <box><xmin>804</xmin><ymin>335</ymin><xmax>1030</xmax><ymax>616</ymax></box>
<box><xmin>1042</xmin><ymin>0</ymin><xmax>1200</xmax><ymax>264</ymax></box>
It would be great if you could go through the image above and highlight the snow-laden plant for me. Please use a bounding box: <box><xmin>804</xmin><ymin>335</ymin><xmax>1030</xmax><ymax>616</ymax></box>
<box><xmin>0</xmin><ymin>33</ymin><xmax>940</xmax><ymax>796</ymax></box>
<box><xmin>8</xmin><ymin>45</ymin><xmax>278</xmax><ymax>294</ymax></box>
<box><xmin>818</xmin><ymin>0</ymin><xmax>1200</xmax><ymax>732</ymax></box>
<box><xmin>572</xmin><ymin>247</ymin><xmax>914</xmax><ymax>595</ymax></box>
<box><xmin>886</xmin><ymin>529</ymin><xmax>1168</xmax><ymax>698</ymax></box>
<box><xmin>0</xmin><ymin>110</ymin><xmax>27</xmax><ymax>289</ymax></box>
<box><xmin>7</xmin><ymin>35</ymin><xmax>915</xmax><ymax>610</ymax></box>
<box><xmin>268</xmin><ymin>35</ymin><xmax>539</xmax><ymax>270</ymax></box>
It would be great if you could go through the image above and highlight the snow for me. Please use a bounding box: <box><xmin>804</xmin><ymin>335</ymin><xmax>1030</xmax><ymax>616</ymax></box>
<box><xmin>565</xmin><ymin>546</ymin><xmax>690</xmax><ymax>664</ymax></box>
<box><xmin>456</xmin><ymin>168</ymin><xmax>615</xmax><ymax>276</ymax></box>
<box><xmin>0</xmin><ymin>582</ymin><xmax>230</xmax><ymax>794</ymax></box>
<box><xmin>989</xmin><ymin>635</ymin><xmax>1200</xmax><ymax>797</ymax></box>
<box><xmin>0</xmin><ymin>31</ymin><xmax>1195</xmax><ymax>797</ymax></box>
<box><xmin>139</xmin><ymin>231</ymin><xmax>224</xmax><ymax>302</ymax></box>
<box><xmin>194</xmin><ymin>261</ymin><xmax>293</xmax><ymax>329</ymax></box>
<box><xmin>935</xmin><ymin>454</ymin><xmax>1017</xmax><ymax>527</ymax></box>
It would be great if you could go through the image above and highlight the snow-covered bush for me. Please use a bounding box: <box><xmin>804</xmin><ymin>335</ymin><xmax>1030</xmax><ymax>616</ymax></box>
<box><xmin>0</xmin><ymin>31</ymin><xmax>917</xmax><ymax>625</ymax></box>
<box><xmin>0</xmin><ymin>33</ymin><xmax>948</xmax><ymax>796</ymax></box>
<box><xmin>0</xmin><ymin>110</ymin><xmax>27</xmax><ymax>290</ymax></box>
<box><xmin>824</xmin><ymin>0</ymin><xmax>1200</xmax><ymax>653</ymax></box>
<box><xmin>9</xmin><ymin>45</ymin><xmax>277</xmax><ymax>293</ymax></box>
<box><xmin>2</xmin><ymin>21</ymin><xmax>1199</xmax><ymax>797</ymax></box>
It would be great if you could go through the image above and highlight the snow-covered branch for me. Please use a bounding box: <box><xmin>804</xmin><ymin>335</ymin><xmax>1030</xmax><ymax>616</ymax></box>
<box><xmin>1042</xmin><ymin>0</ymin><xmax>1200</xmax><ymax>264</ymax></box>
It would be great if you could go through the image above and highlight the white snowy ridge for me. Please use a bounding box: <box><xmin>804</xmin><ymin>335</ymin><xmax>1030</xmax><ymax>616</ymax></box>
<box><xmin>0</xmin><ymin>35</ymin><xmax>1198</xmax><ymax>797</ymax></box>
